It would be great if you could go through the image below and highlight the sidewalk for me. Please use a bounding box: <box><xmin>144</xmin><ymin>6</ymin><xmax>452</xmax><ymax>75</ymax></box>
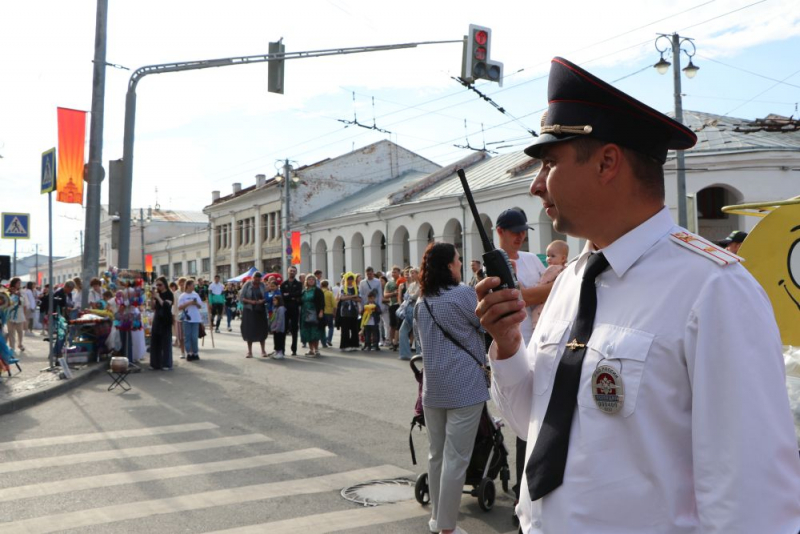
<box><xmin>0</xmin><ymin>331</ymin><xmax>105</xmax><ymax>416</ymax></box>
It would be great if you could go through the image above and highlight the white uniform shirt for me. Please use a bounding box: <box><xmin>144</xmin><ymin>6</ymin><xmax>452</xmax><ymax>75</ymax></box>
<box><xmin>491</xmin><ymin>207</ymin><xmax>800</xmax><ymax>533</ymax></box>
<box><xmin>512</xmin><ymin>251</ymin><xmax>546</xmax><ymax>346</ymax></box>
<box><xmin>209</xmin><ymin>282</ymin><xmax>224</xmax><ymax>296</ymax></box>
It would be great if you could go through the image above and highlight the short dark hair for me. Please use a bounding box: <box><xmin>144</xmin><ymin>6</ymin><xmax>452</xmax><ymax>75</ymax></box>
<box><xmin>419</xmin><ymin>242</ymin><xmax>458</xmax><ymax>297</ymax></box>
<box><xmin>571</xmin><ymin>138</ymin><xmax>664</xmax><ymax>200</ymax></box>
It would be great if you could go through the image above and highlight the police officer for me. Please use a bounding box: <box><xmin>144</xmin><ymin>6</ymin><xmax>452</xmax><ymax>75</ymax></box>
<box><xmin>477</xmin><ymin>57</ymin><xmax>800</xmax><ymax>533</ymax></box>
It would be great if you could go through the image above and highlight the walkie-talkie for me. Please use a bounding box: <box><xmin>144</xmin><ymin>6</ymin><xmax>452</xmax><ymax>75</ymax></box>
<box><xmin>457</xmin><ymin>168</ymin><xmax>519</xmax><ymax>291</ymax></box>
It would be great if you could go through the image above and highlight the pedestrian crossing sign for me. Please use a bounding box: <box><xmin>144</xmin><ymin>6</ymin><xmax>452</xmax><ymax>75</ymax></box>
<box><xmin>41</xmin><ymin>147</ymin><xmax>56</xmax><ymax>194</ymax></box>
<box><xmin>2</xmin><ymin>213</ymin><xmax>30</xmax><ymax>239</ymax></box>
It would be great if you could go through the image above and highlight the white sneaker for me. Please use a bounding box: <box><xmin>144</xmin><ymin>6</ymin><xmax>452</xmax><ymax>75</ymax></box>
<box><xmin>273</xmin><ymin>351</ymin><xmax>285</xmax><ymax>360</ymax></box>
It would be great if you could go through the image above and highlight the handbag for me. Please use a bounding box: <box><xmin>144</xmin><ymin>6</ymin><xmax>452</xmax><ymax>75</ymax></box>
<box><xmin>422</xmin><ymin>298</ymin><xmax>491</xmax><ymax>388</ymax></box>
<box><xmin>303</xmin><ymin>307</ymin><xmax>319</xmax><ymax>324</ymax></box>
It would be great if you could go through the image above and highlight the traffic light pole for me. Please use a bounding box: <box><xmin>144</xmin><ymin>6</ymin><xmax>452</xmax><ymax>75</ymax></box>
<box><xmin>117</xmin><ymin>39</ymin><xmax>460</xmax><ymax>268</ymax></box>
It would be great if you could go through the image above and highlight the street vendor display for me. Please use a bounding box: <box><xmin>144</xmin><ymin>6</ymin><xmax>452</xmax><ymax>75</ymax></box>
<box><xmin>113</xmin><ymin>269</ymin><xmax>149</xmax><ymax>363</ymax></box>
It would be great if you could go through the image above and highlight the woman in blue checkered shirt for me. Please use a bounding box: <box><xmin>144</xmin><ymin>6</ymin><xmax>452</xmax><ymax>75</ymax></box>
<box><xmin>416</xmin><ymin>242</ymin><xmax>490</xmax><ymax>534</ymax></box>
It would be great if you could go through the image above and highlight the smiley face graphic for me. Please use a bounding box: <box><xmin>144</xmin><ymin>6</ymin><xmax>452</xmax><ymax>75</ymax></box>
<box><xmin>738</xmin><ymin>203</ymin><xmax>800</xmax><ymax>346</ymax></box>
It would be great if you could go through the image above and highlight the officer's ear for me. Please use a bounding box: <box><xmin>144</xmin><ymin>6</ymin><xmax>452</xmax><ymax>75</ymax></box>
<box><xmin>597</xmin><ymin>143</ymin><xmax>623</xmax><ymax>185</ymax></box>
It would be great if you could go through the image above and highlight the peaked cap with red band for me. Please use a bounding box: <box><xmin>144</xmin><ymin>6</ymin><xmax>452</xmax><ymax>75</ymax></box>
<box><xmin>524</xmin><ymin>57</ymin><xmax>697</xmax><ymax>164</ymax></box>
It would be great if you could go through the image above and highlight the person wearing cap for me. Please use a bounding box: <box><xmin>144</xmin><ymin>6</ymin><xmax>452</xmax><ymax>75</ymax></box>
<box><xmin>718</xmin><ymin>230</ymin><xmax>748</xmax><ymax>254</ymax></box>
<box><xmin>476</xmin><ymin>57</ymin><xmax>800</xmax><ymax>533</ymax></box>
<box><xmin>494</xmin><ymin>208</ymin><xmax>554</xmax><ymax>521</ymax></box>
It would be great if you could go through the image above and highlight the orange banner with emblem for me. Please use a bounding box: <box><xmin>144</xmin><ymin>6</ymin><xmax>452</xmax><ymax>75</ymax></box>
<box><xmin>56</xmin><ymin>107</ymin><xmax>87</xmax><ymax>205</ymax></box>
<box><xmin>291</xmin><ymin>231</ymin><xmax>301</xmax><ymax>265</ymax></box>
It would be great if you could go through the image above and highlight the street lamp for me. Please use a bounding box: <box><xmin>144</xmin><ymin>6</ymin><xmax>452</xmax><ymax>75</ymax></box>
<box><xmin>654</xmin><ymin>33</ymin><xmax>699</xmax><ymax>228</ymax></box>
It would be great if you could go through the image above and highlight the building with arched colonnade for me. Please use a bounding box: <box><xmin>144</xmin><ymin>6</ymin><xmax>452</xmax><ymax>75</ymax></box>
<box><xmin>296</xmin><ymin>111</ymin><xmax>800</xmax><ymax>281</ymax></box>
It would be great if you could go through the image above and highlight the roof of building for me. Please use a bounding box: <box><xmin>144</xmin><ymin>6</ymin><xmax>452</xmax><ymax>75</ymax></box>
<box><xmin>300</xmin><ymin>150</ymin><xmax>541</xmax><ymax>225</ymax></box>
<box><xmin>680</xmin><ymin>111</ymin><xmax>800</xmax><ymax>152</ymax></box>
<box><xmin>101</xmin><ymin>205</ymin><xmax>207</xmax><ymax>224</ymax></box>
<box><xmin>412</xmin><ymin>151</ymin><xmax>539</xmax><ymax>202</ymax></box>
<box><xmin>300</xmin><ymin>170</ymin><xmax>432</xmax><ymax>225</ymax></box>
<box><xmin>134</xmin><ymin>208</ymin><xmax>208</xmax><ymax>224</ymax></box>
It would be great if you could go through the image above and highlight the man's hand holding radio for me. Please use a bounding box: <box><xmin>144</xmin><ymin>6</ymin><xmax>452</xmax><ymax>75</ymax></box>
<box><xmin>475</xmin><ymin>276</ymin><xmax>526</xmax><ymax>360</ymax></box>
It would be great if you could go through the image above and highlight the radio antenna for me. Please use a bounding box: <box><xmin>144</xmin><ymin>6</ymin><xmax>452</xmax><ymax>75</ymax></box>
<box><xmin>457</xmin><ymin>168</ymin><xmax>494</xmax><ymax>252</ymax></box>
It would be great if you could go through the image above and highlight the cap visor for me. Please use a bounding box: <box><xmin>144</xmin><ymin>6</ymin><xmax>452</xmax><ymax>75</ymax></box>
<box><xmin>524</xmin><ymin>133</ymin><xmax>580</xmax><ymax>158</ymax></box>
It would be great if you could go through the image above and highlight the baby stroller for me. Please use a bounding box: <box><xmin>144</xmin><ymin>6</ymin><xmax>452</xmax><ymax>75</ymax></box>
<box><xmin>408</xmin><ymin>355</ymin><xmax>510</xmax><ymax>511</ymax></box>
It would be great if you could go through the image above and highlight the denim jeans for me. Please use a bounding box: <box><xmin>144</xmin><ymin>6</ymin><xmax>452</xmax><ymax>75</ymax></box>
<box><xmin>399</xmin><ymin>314</ymin><xmax>413</xmax><ymax>359</ymax></box>
<box><xmin>225</xmin><ymin>306</ymin><xmax>234</xmax><ymax>328</ymax></box>
<box><xmin>182</xmin><ymin>322</ymin><xmax>199</xmax><ymax>354</ymax></box>
<box><xmin>324</xmin><ymin>314</ymin><xmax>334</xmax><ymax>345</ymax></box>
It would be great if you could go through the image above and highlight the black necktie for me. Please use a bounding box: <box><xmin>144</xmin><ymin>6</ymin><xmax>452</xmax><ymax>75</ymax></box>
<box><xmin>526</xmin><ymin>252</ymin><xmax>610</xmax><ymax>501</ymax></box>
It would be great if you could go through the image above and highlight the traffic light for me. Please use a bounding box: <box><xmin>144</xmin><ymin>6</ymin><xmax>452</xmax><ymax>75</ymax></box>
<box><xmin>268</xmin><ymin>40</ymin><xmax>285</xmax><ymax>95</ymax></box>
<box><xmin>463</xmin><ymin>24</ymin><xmax>504</xmax><ymax>86</ymax></box>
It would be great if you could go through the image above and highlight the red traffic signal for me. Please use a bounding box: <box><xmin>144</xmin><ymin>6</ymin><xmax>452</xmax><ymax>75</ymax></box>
<box><xmin>463</xmin><ymin>24</ymin><xmax>504</xmax><ymax>86</ymax></box>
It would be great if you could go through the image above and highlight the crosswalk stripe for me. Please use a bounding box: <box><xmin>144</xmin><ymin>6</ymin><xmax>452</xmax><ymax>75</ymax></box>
<box><xmin>0</xmin><ymin>464</ymin><xmax>413</xmax><ymax>534</ymax></box>
<box><xmin>0</xmin><ymin>448</ymin><xmax>334</xmax><ymax>503</ymax></box>
<box><xmin>0</xmin><ymin>422</ymin><xmax>218</xmax><ymax>451</ymax></box>
<box><xmin>207</xmin><ymin>499</ymin><xmax>430</xmax><ymax>533</ymax></box>
<box><xmin>0</xmin><ymin>434</ymin><xmax>271</xmax><ymax>474</ymax></box>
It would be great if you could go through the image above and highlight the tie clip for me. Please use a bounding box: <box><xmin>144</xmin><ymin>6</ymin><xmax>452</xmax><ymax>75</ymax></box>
<box><xmin>565</xmin><ymin>338</ymin><xmax>586</xmax><ymax>351</ymax></box>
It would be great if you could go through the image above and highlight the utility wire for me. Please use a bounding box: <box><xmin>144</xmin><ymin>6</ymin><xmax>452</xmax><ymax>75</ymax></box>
<box><xmin>696</xmin><ymin>54</ymin><xmax>800</xmax><ymax>90</ymax></box>
<box><xmin>724</xmin><ymin>66</ymin><xmax>800</xmax><ymax>116</ymax></box>
<box><xmin>208</xmin><ymin>0</ymin><xmax>774</xmax><ymax>182</ymax></box>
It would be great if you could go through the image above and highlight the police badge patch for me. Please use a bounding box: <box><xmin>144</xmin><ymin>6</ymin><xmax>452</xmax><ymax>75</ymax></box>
<box><xmin>592</xmin><ymin>363</ymin><xmax>624</xmax><ymax>414</ymax></box>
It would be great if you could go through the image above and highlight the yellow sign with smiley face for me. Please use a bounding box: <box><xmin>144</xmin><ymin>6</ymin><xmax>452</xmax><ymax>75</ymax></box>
<box><xmin>738</xmin><ymin>203</ymin><xmax>800</xmax><ymax>346</ymax></box>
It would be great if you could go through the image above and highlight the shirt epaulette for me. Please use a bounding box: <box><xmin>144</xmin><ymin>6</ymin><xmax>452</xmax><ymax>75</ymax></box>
<box><xmin>669</xmin><ymin>230</ymin><xmax>743</xmax><ymax>266</ymax></box>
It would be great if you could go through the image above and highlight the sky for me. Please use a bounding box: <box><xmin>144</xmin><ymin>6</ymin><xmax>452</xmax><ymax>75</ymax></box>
<box><xmin>1</xmin><ymin>0</ymin><xmax>799</xmax><ymax>260</ymax></box>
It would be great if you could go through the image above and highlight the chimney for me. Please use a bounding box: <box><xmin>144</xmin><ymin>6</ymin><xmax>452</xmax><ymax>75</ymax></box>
<box><xmin>212</xmin><ymin>190</ymin><xmax>220</xmax><ymax>202</ymax></box>
<box><xmin>232</xmin><ymin>183</ymin><xmax>241</xmax><ymax>194</ymax></box>
<box><xmin>256</xmin><ymin>174</ymin><xmax>266</xmax><ymax>188</ymax></box>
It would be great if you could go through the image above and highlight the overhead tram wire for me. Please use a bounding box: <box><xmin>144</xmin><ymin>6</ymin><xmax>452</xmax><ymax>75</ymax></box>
<box><xmin>695</xmin><ymin>55</ymin><xmax>800</xmax><ymax>91</ymax></box>
<box><xmin>485</xmin><ymin>0</ymin><xmax>720</xmax><ymax>89</ymax></box>
<box><xmin>723</xmin><ymin>66</ymin><xmax>800</xmax><ymax>117</ymax></box>
<box><xmin>208</xmin><ymin>1</ymin><xmax>772</xmax><ymax>185</ymax></box>
<box><xmin>415</xmin><ymin>62</ymin><xmax>657</xmax><ymax>155</ymax></box>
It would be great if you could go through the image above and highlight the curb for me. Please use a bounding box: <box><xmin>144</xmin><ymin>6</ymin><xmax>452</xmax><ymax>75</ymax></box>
<box><xmin>0</xmin><ymin>363</ymin><xmax>106</xmax><ymax>416</ymax></box>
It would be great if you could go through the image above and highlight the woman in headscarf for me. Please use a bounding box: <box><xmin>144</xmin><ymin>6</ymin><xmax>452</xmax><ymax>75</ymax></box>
<box><xmin>336</xmin><ymin>272</ymin><xmax>361</xmax><ymax>352</ymax></box>
<box><xmin>238</xmin><ymin>272</ymin><xmax>269</xmax><ymax>358</ymax></box>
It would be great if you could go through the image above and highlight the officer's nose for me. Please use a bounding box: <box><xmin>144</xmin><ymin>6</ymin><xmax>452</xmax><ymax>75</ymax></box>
<box><xmin>531</xmin><ymin>164</ymin><xmax>547</xmax><ymax>198</ymax></box>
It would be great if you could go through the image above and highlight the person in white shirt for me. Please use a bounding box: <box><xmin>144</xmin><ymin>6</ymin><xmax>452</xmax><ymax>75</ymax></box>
<box><xmin>358</xmin><ymin>267</ymin><xmax>382</xmax><ymax>309</ymax></box>
<box><xmin>23</xmin><ymin>282</ymin><xmax>37</xmax><ymax>335</ymax></box>
<box><xmin>494</xmin><ymin>208</ymin><xmax>553</xmax><ymax>522</ymax></box>
<box><xmin>178</xmin><ymin>280</ymin><xmax>203</xmax><ymax>362</ymax></box>
<box><xmin>476</xmin><ymin>57</ymin><xmax>800</xmax><ymax>534</ymax></box>
<box><xmin>87</xmin><ymin>277</ymin><xmax>104</xmax><ymax>308</ymax></box>
<box><xmin>208</xmin><ymin>274</ymin><xmax>225</xmax><ymax>333</ymax></box>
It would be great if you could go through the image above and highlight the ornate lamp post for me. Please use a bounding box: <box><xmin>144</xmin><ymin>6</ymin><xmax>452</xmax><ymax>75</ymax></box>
<box><xmin>654</xmin><ymin>33</ymin><xmax>699</xmax><ymax>228</ymax></box>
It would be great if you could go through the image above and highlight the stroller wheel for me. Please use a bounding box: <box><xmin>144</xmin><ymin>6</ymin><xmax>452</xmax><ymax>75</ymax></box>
<box><xmin>477</xmin><ymin>477</ymin><xmax>496</xmax><ymax>512</ymax></box>
<box><xmin>415</xmin><ymin>473</ymin><xmax>430</xmax><ymax>505</ymax></box>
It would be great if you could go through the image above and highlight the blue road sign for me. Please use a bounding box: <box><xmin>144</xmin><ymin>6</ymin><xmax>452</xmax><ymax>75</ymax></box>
<box><xmin>41</xmin><ymin>148</ymin><xmax>56</xmax><ymax>194</ymax></box>
<box><xmin>2</xmin><ymin>213</ymin><xmax>30</xmax><ymax>239</ymax></box>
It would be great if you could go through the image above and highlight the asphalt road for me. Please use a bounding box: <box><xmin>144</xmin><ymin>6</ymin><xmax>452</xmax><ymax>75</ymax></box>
<box><xmin>0</xmin><ymin>324</ymin><xmax>520</xmax><ymax>533</ymax></box>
